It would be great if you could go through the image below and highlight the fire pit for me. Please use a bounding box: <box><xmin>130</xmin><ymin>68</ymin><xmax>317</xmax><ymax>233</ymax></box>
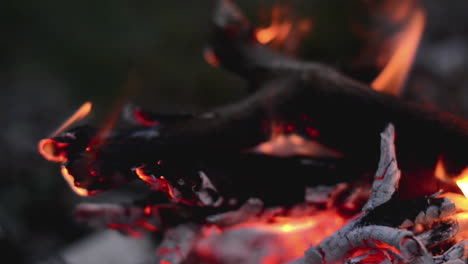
<box><xmin>37</xmin><ymin>0</ymin><xmax>468</xmax><ymax>263</ymax></box>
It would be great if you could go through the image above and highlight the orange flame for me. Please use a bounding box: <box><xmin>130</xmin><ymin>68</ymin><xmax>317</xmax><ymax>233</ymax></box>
<box><xmin>87</xmin><ymin>102</ymin><xmax>123</xmax><ymax>150</ymax></box>
<box><xmin>255</xmin><ymin>5</ymin><xmax>312</xmax><ymax>54</ymax></box>
<box><xmin>371</xmin><ymin>8</ymin><xmax>425</xmax><ymax>96</ymax></box>
<box><xmin>88</xmin><ymin>73</ymin><xmax>137</xmax><ymax>150</ymax></box>
<box><xmin>39</xmin><ymin>102</ymin><xmax>92</xmax><ymax>163</ymax></box>
<box><xmin>256</xmin><ymin>20</ymin><xmax>292</xmax><ymax>45</ymax></box>
<box><xmin>61</xmin><ymin>165</ymin><xmax>96</xmax><ymax>196</ymax></box>
<box><xmin>51</xmin><ymin>102</ymin><xmax>92</xmax><ymax>137</ymax></box>
<box><xmin>435</xmin><ymin>157</ymin><xmax>449</xmax><ymax>183</ymax></box>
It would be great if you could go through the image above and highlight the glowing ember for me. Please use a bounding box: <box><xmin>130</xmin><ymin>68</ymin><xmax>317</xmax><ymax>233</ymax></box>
<box><xmin>135</xmin><ymin>166</ymin><xmax>190</xmax><ymax>204</ymax></box>
<box><xmin>252</xmin><ymin>213</ymin><xmax>347</xmax><ymax>244</ymax></box>
<box><xmin>135</xmin><ymin>219</ymin><xmax>158</xmax><ymax>232</ymax></box>
<box><xmin>133</xmin><ymin>108</ymin><xmax>159</xmax><ymax>127</ymax></box>
<box><xmin>194</xmin><ymin>209</ymin><xmax>348</xmax><ymax>263</ymax></box>
<box><xmin>61</xmin><ymin>165</ymin><xmax>96</xmax><ymax>196</ymax></box>
<box><xmin>38</xmin><ymin>102</ymin><xmax>92</xmax><ymax>162</ymax></box>
<box><xmin>135</xmin><ymin>166</ymin><xmax>159</xmax><ymax>186</ymax></box>
<box><xmin>203</xmin><ymin>48</ymin><xmax>221</xmax><ymax>67</ymax></box>
<box><xmin>252</xmin><ymin>133</ymin><xmax>343</xmax><ymax>158</ymax></box>
<box><xmin>371</xmin><ymin>8</ymin><xmax>425</xmax><ymax>96</ymax></box>
<box><xmin>50</xmin><ymin>102</ymin><xmax>92</xmax><ymax>137</ymax></box>
<box><xmin>144</xmin><ymin>205</ymin><xmax>152</xmax><ymax>216</ymax></box>
<box><xmin>38</xmin><ymin>138</ymin><xmax>70</xmax><ymax>163</ymax></box>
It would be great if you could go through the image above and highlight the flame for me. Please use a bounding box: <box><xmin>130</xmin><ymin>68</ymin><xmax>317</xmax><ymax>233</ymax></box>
<box><xmin>371</xmin><ymin>8</ymin><xmax>425</xmax><ymax>95</ymax></box>
<box><xmin>442</xmin><ymin>192</ymin><xmax>468</xmax><ymax>212</ymax></box>
<box><xmin>61</xmin><ymin>165</ymin><xmax>96</xmax><ymax>196</ymax></box>
<box><xmin>456</xmin><ymin>169</ymin><xmax>468</xmax><ymax>198</ymax></box>
<box><xmin>256</xmin><ymin>21</ymin><xmax>292</xmax><ymax>44</ymax></box>
<box><xmin>87</xmin><ymin>102</ymin><xmax>122</xmax><ymax>149</ymax></box>
<box><xmin>435</xmin><ymin>157</ymin><xmax>468</xmax><ymax>198</ymax></box>
<box><xmin>255</xmin><ymin>5</ymin><xmax>312</xmax><ymax>54</ymax></box>
<box><xmin>88</xmin><ymin>74</ymin><xmax>137</xmax><ymax>150</ymax></box>
<box><xmin>38</xmin><ymin>102</ymin><xmax>92</xmax><ymax>162</ymax></box>
<box><xmin>50</xmin><ymin>102</ymin><xmax>92</xmax><ymax>137</ymax></box>
<box><xmin>435</xmin><ymin>157</ymin><xmax>450</xmax><ymax>183</ymax></box>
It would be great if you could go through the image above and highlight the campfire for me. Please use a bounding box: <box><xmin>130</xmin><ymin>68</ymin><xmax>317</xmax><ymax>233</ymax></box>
<box><xmin>38</xmin><ymin>0</ymin><xmax>468</xmax><ymax>263</ymax></box>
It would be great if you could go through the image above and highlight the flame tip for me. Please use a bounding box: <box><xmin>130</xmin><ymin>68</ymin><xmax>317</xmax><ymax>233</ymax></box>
<box><xmin>371</xmin><ymin>7</ymin><xmax>426</xmax><ymax>95</ymax></box>
<box><xmin>51</xmin><ymin>101</ymin><xmax>93</xmax><ymax>137</ymax></box>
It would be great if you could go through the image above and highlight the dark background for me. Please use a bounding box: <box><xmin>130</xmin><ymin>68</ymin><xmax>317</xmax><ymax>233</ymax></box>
<box><xmin>0</xmin><ymin>0</ymin><xmax>467</xmax><ymax>263</ymax></box>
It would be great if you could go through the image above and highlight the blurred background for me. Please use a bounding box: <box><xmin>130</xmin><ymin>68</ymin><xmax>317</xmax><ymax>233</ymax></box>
<box><xmin>0</xmin><ymin>0</ymin><xmax>467</xmax><ymax>263</ymax></box>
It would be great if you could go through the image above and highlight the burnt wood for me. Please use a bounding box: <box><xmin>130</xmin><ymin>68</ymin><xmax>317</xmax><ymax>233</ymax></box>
<box><xmin>43</xmin><ymin>0</ymin><xmax>467</xmax><ymax>200</ymax></box>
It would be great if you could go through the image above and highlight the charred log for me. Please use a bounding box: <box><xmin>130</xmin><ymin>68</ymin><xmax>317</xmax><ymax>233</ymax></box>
<box><xmin>209</xmin><ymin>0</ymin><xmax>468</xmax><ymax>181</ymax></box>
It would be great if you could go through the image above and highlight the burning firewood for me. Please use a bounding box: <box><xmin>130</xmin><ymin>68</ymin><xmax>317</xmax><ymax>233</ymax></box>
<box><xmin>174</xmin><ymin>124</ymin><xmax>467</xmax><ymax>264</ymax></box>
<box><xmin>36</xmin><ymin>1</ymin><xmax>468</xmax><ymax>263</ymax></box>
<box><xmin>209</xmin><ymin>0</ymin><xmax>467</xmax><ymax>177</ymax></box>
<box><xmin>292</xmin><ymin>124</ymin><xmax>459</xmax><ymax>264</ymax></box>
<box><xmin>38</xmin><ymin>0</ymin><xmax>467</xmax><ymax>206</ymax></box>
<box><xmin>70</xmin><ymin>124</ymin><xmax>467</xmax><ymax>264</ymax></box>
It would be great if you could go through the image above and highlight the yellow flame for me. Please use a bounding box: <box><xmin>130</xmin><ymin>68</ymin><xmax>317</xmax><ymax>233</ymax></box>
<box><xmin>456</xmin><ymin>169</ymin><xmax>468</xmax><ymax>198</ymax></box>
<box><xmin>435</xmin><ymin>157</ymin><xmax>468</xmax><ymax>198</ymax></box>
<box><xmin>371</xmin><ymin>8</ymin><xmax>426</xmax><ymax>96</ymax></box>
<box><xmin>51</xmin><ymin>102</ymin><xmax>92</xmax><ymax>137</ymax></box>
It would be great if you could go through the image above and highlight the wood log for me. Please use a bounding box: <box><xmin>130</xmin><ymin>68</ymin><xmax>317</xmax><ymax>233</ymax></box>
<box><xmin>40</xmin><ymin>0</ymin><xmax>468</xmax><ymax>202</ymax></box>
<box><xmin>208</xmin><ymin>0</ymin><xmax>468</xmax><ymax>178</ymax></box>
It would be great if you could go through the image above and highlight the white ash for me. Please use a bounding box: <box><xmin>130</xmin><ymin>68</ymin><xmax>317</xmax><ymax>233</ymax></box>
<box><xmin>156</xmin><ymin>224</ymin><xmax>200</xmax><ymax>264</ymax></box>
<box><xmin>206</xmin><ymin>198</ymin><xmax>263</xmax><ymax>227</ymax></box>
<box><xmin>433</xmin><ymin>240</ymin><xmax>467</xmax><ymax>264</ymax></box>
<box><xmin>363</xmin><ymin>124</ymin><xmax>401</xmax><ymax>212</ymax></box>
